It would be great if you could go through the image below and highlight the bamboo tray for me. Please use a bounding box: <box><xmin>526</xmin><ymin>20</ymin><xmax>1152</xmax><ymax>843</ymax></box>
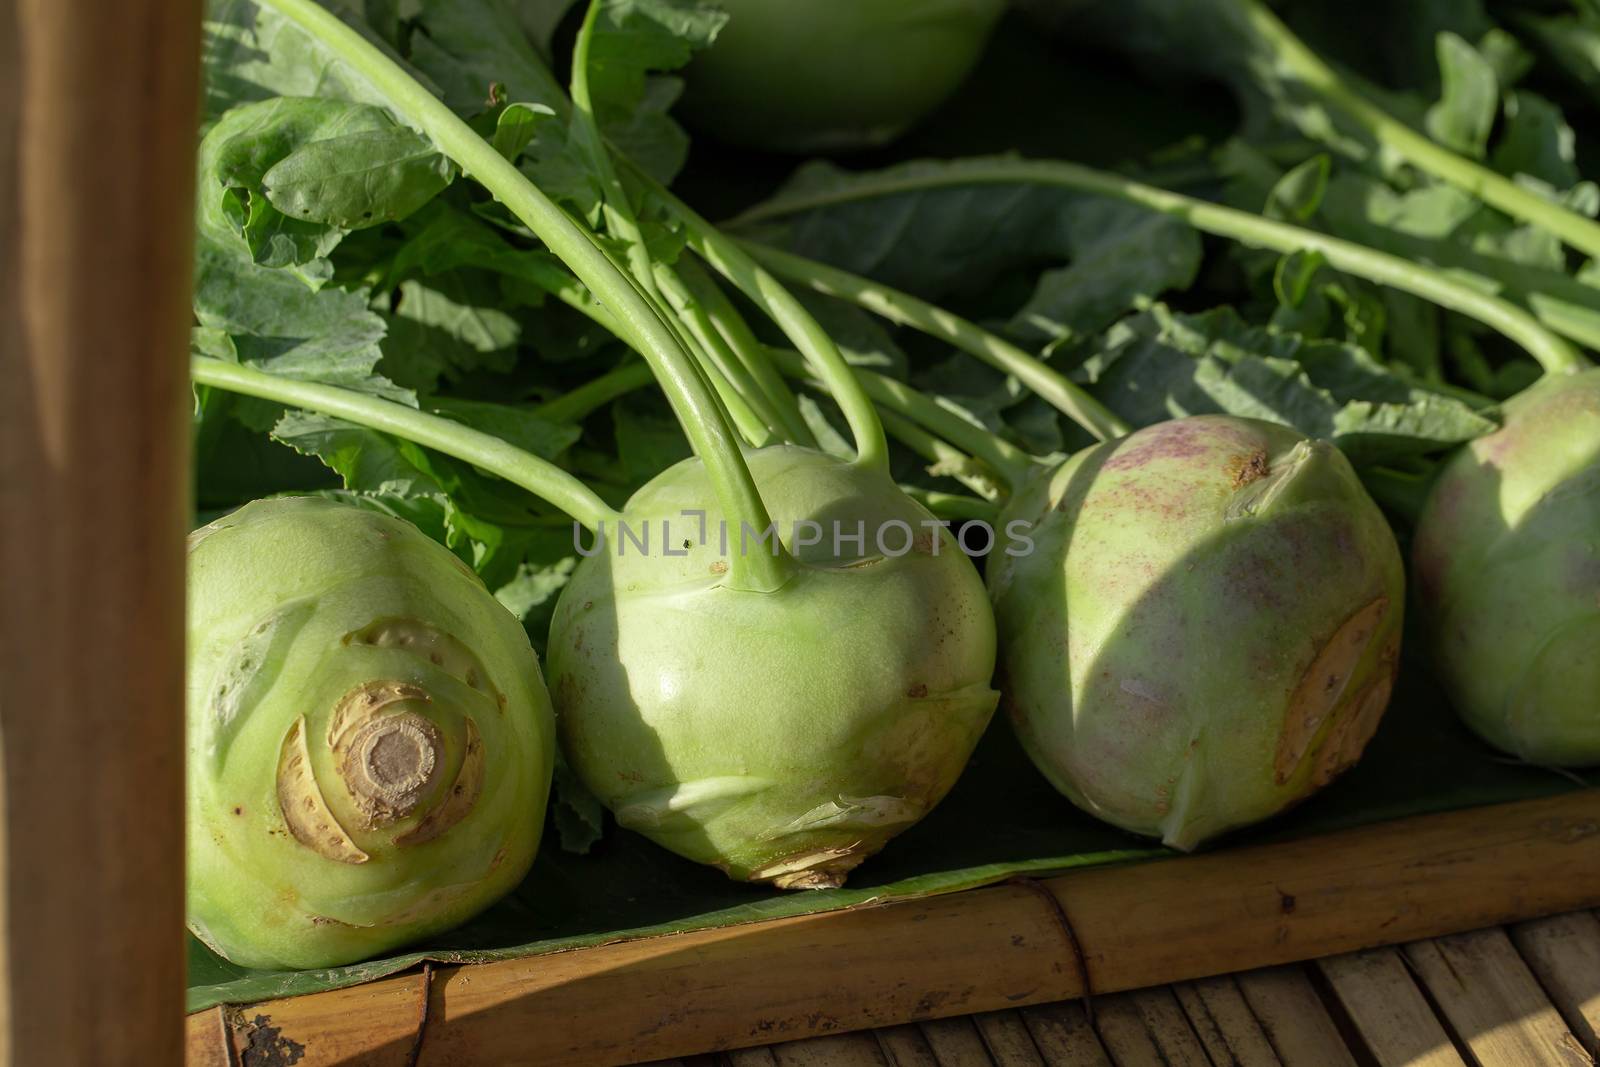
<box><xmin>184</xmin><ymin>788</ymin><xmax>1600</xmax><ymax>1065</ymax></box>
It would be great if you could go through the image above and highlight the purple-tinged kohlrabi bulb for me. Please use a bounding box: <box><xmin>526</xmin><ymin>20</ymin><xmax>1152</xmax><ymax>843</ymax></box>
<box><xmin>989</xmin><ymin>416</ymin><xmax>1405</xmax><ymax>849</ymax></box>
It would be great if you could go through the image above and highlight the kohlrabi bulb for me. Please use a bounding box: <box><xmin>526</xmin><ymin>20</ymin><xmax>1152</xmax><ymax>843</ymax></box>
<box><xmin>988</xmin><ymin>417</ymin><xmax>1405</xmax><ymax>850</ymax></box>
<box><xmin>187</xmin><ymin>498</ymin><xmax>554</xmax><ymax>969</ymax></box>
<box><xmin>1413</xmin><ymin>369</ymin><xmax>1600</xmax><ymax>766</ymax></box>
<box><xmin>680</xmin><ymin>0</ymin><xmax>1006</xmax><ymax>153</ymax></box>
<box><xmin>547</xmin><ymin>446</ymin><xmax>998</xmax><ymax>888</ymax></box>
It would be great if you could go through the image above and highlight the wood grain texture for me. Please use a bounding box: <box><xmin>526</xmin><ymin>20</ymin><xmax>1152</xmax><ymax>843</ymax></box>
<box><xmin>1511</xmin><ymin>911</ymin><xmax>1600</xmax><ymax>1055</ymax></box>
<box><xmin>972</xmin><ymin>1011</ymin><xmax>1045</xmax><ymax>1066</ymax></box>
<box><xmin>1403</xmin><ymin>929</ymin><xmax>1591</xmax><ymax>1067</ymax></box>
<box><xmin>182</xmin><ymin>790</ymin><xmax>1600</xmax><ymax>1066</ymax></box>
<box><xmin>1018</xmin><ymin>1002</ymin><xmax>1110</xmax><ymax>1067</ymax></box>
<box><xmin>874</xmin><ymin>1025</ymin><xmax>939</xmax><ymax>1067</ymax></box>
<box><xmin>1092</xmin><ymin>989</ymin><xmax>1209</xmax><ymax>1067</ymax></box>
<box><xmin>726</xmin><ymin>1050</ymin><xmax>782</xmax><ymax>1067</ymax></box>
<box><xmin>919</xmin><ymin>1016</ymin><xmax>996</xmax><ymax>1066</ymax></box>
<box><xmin>0</xmin><ymin>0</ymin><xmax>199</xmax><ymax>1063</ymax></box>
<box><xmin>1317</xmin><ymin>948</ymin><xmax>1467</xmax><ymax>1067</ymax></box>
<box><xmin>1174</xmin><ymin>975</ymin><xmax>1282</xmax><ymax>1066</ymax></box>
<box><xmin>1234</xmin><ymin>966</ymin><xmax>1357</xmax><ymax>1067</ymax></box>
<box><xmin>769</xmin><ymin>1033</ymin><xmax>889</xmax><ymax>1067</ymax></box>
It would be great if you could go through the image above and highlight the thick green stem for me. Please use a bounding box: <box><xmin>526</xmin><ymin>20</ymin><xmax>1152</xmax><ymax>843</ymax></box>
<box><xmin>876</xmin><ymin>408</ymin><xmax>1005</xmax><ymax>502</ymax></box>
<box><xmin>655</xmin><ymin>264</ymin><xmax>785</xmax><ymax>444</ymax></box>
<box><xmin>675</xmin><ymin>258</ymin><xmax>817</xmax><ymax>447</ymax></box>
<box><xmin>619</xmin><ymin>162</ymin><xmax>891</xmax><ymax>472</ymax></box>
<box><xmin>1241</xmin><ymin>0</ymin><xmax>1600</xmax><ymax>264</ymax></box>
<box><xmin>531</xmin><ymin>359</ymin><xmax>655</xmax><ymax>424</ymax></box>
<box><xmin>573</xmin><ymin>3</ymin><xmax>774</xmax><ymax>450</ymax></box>
<box><xmin>897</xmin><ymin>485</ymin><xmax>1000</xmax><ymax>523</ymax></box>
<box><xmin>741</xmin><ymin>240</ymin><xmax>1131</xmax><ymax>442</ymax></box>
<box><xmin>193</xmin><ymin>358</ymin><xmax>619</xmax><ymax>530</ymax></box>
<box><xmin>734</xmin><ymin>159</ymin><xmax>1591</xmax><ymax>377</ymax></box>
<box><xmin>264</xmin><ymin>0</ymin><xmax>791</xmax><ymax>591</ymax></box>
<box><xmin>767</xmin><ymin>348</ymin><xmax>1037</xmax><ymax>492</ymax></box>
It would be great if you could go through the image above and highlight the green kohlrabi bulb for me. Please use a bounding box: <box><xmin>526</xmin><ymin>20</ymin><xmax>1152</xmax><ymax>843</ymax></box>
<box><xmin>186</xmin><ymin>498</ymin><xmax>554</xmax><ymax>969</ymax></box>
<box><xmin>679</xmin><ymin>0</ymin><xmax>1006</xmax><ymax>153</ymax></box>
<box><xmin>547</xmin><ymin>446</ymin><xmax>998</xmax><ymax>888</ymax></box>
<box><xmin>988</xmin><ymin>416</ymin><xmax>1405</xmax><ymax>850</ymax></box>
<box><xmin>1413</xmin><ymin>369</ymin><xmax>1600</xmax><ymax>766</ymax></box>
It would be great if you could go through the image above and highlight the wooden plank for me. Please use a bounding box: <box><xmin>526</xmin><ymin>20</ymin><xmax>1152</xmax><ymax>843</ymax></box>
<box><xmin>1</xmin><ymin>0</ymin><xmax>199</xmax><ymax>1064</ymax></box>
<box><xmin>183</xmin><ymin>790</ymin><xmax>1600</xmax><ymax>1066</ymax></box>
<box><xmin>1174</xmin><ymin>975</ymin><xmax>1281</xmax><ymax>1065</ymax></box>
<box><xmin>875</xmin><ymin>1025</ymin><xmax>940</xmax><ymax>1067</ymax></box>
<box><xmin>1403</xmin><ymin>928</ymin><xmax>1590</xmax><ymax>1066</ymax></box>
<box><xmin>1019</xmin><ymin>1002</ymin><xmax>1112</xmax><ymax>1067</ymax></box>
<box><xmin>770</xmin><ymin>1033</ymin><xmax>889</xmax><ymax>1067</ymax></box>
<box><xmin>1317</xmin><ymin>948</ymin><xmax>1467</xmax><ymax>1067</ymax></box>
<box><xmin>1510</xmin><ymin>911</ymin><xmax>1600</xmax><ymax>1055</ymax></box>
<box><xmin>973</xmin><ymin>1011</ymin><xmax>1046</xmax><ymax>1066</ymax></box>
<box><xmin>1055</xmin><ymin>790</ymin><xmax>1600</xmax><ymax>998</ymax></box>
<box><xmin>1234</xmin><ymin>966</ymin><xmax>1357</xmax><ymax>1067</ymax></box>
<box><xmin>919</xmin><ymin>1016</ymin><xmax>995</xmax><ymax>1065</ymax></box>
<box><xmin>1092</xmin><ymin>989</ymin><xmax>1210</xmax><ymax>1067</ymax></box>
<box><xmin>727</xmin><ymin>1050</ymin><xmax>781</xmax><ymax>1067</ymax></box>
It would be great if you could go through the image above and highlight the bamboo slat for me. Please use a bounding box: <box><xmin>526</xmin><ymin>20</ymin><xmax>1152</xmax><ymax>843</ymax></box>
<box><xmin>1017</xmin><ymin>1002</ymin><xmax>1111</xmax><ymax>1067</ymax></box>
<box><xmin>972</xmin><ymin>1010</ymin><xmax>1047</xmax><ymax>1066</ymax></box>
<box><xmin>727</xmin><ymin>1050</ymin><xmax>782</xmax><ymax>1067</ymax></box>
<box><xmin>770</xmin><ymin>1033</ymin><xmax>890</xmax><ymax>1067</ymax></box>
<box><xmin>919</xmin><ymin>1016</ymin><xmax>995</xmax><ymax>1065</ymax></box>
<box><xmin>874</xmin><ymin>1025</ymin><xmax>940</xmax><ymax>1067</ymax></box>
<box><xmin>1317</xmin><ymin>948</ymin><xmax>1467</xmax><ymax>1067</ymax></box>
<box><xmin>1092</xmin><ymin>989</ymin><xmax>1210</xmax><ymax>1067</ymax></box>
<box><xmin>1510</xmin><ymin>911</ymin><xmax>1600</xmax><ymax>1056</ymax></box>
<box><xmin>183</xmin><ymin>789</ymin><xmax>1600</xmax><ymax>1066</ymax></box>
<box><xmin>1234</xmin><ymin>966</ymin><xmax>1356</xmax><ymax>1066</ymax></box>
<box><xmin>1403</xmin><ymin>929</ymin><xmax>1590</xmax><ymax>1066</ymax></box>
<box><xmin>1</xmin><ymin>0</ymin><xmax>199</xmax><ymax>1063</ymax></box>
<box><xmin>1174</xmin><ymin>976</ymin><xmax>1282</xmax><ymax>1066</ymax></box>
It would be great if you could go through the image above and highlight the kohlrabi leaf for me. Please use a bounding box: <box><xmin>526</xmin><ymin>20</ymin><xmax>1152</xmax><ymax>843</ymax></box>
<box><xmin>260</xmin><ymin>126</ymin><xmax>455</xmax><ymax>228</ymax></box>
<box><xmin>549</xmin><ymin>751</ymin><xmax>606</xmax><ymax>854</ymax></box>
<box><xmin>745</xmin><ymin>156</ymin><xmax>1200</xmax><ymax>329</ymax></box>
<box><xmin>1492</xmin><ymin>91</ymin><xmax>1581</xmax><ymax>190</ymax></box>
<box><xmin>202</xmin><ymin>0</ymin><xmax>436</xmax><ymax>127</ymax></box>
<box><xmin>1425</xmin><ymin>32</ymin><xmax>1500</xmax><ymax>159</ymax></box>
<box><xmin>408</xmin><ymin>0</ymin><xmax>570</xmax><ymax>119</ymax></box>
<box><xmin>1076</xmin><ymin>305</ymin><xmax>1497</xmax><ymax>464</ymax></box>
<box><xmin>426</xmin><ymin>397</ymin><xmax>581</xmax><ymax>460</ymax></box>
<box><xmin>380</xmin><ymin>276</ymin><xmax>522</xmax><ymax>391</ymax></box>
<box><xmin>1007</xmin><ymin>200</ymin><xmax>1201</xmax><ymax>347</ymax></box>
<box><xmin>270</xmin><ymin>411</ymin><xmax>567</xmax><ymax>587</ymax></box>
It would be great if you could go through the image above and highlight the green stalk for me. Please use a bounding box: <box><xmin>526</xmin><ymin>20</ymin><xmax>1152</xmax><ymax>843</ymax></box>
<box><xmin>569</xmin><ymin>2</ymin><xmax>661</xmax><ymax>306</ymax></box>
<box><xmin>897</xmin><ymin>485</ymin><xmax>1001</xmax><ymax>523</ymax></box>
<box><xmin>1240</xmin><ymin>0</ymin><xmax>1600</xmax><ymax>264</ymax></box>
<box><xmin>531</xmin><ymin>360</ymin><xmax>655</xmax><ymax>424</ymax></box>
<box><xmin>572</xmin><ymin>2</ymin><xmax>774</xmax><ymax>449</ymax></box>
<box><xmin>620</xmin><ymin>161</ymin><xmax>892</xmax><ymax>472</ymax></box>
<box><xmin>675</xmin><ymin>257</ymin><xmax>817</xmax><ymax>447</ymax></box>
<box><xmin>655</xmin><ymin>264</ymin><xmax>787</xmax><ymax>443</ymax></box>
<box><xmin>767</xmin><ymin>348</ymin><xmax>1037</xmax><ymax>492</ymax></box>
<box><xmin>741</xmin><ymin>240</ymin><xmax>1131</xmax><ymax>442</ymax></box>
<box><xmin>733</xmin><ymin>159</ymin><xmax>1591</xmax><ymax>377</ymax></box>
<box><xmin>264</xmin><ymin>0</ymin><xmax>792</xmax><ymax>591</ymax></box>
<box><xmin>876</xmin><ymin>407</ymin><xmax>1006</xmax><ymax>503</ymax></box>
<box><xmin>193</xmin><ymin>358</ymin><xmax>619</xmax><ymax>531</ymax></box>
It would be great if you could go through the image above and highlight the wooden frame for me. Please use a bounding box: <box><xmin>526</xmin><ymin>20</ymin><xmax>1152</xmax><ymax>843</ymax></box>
<box><xmin>185</xmin><ymin>788</ymin><xmax>1600</xmax><ymax>1066</ymax></box>
<box><xmin>1</xmin><ymin>0</ymin><xmax>200</xmax><ymax>1063</ymax></box>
